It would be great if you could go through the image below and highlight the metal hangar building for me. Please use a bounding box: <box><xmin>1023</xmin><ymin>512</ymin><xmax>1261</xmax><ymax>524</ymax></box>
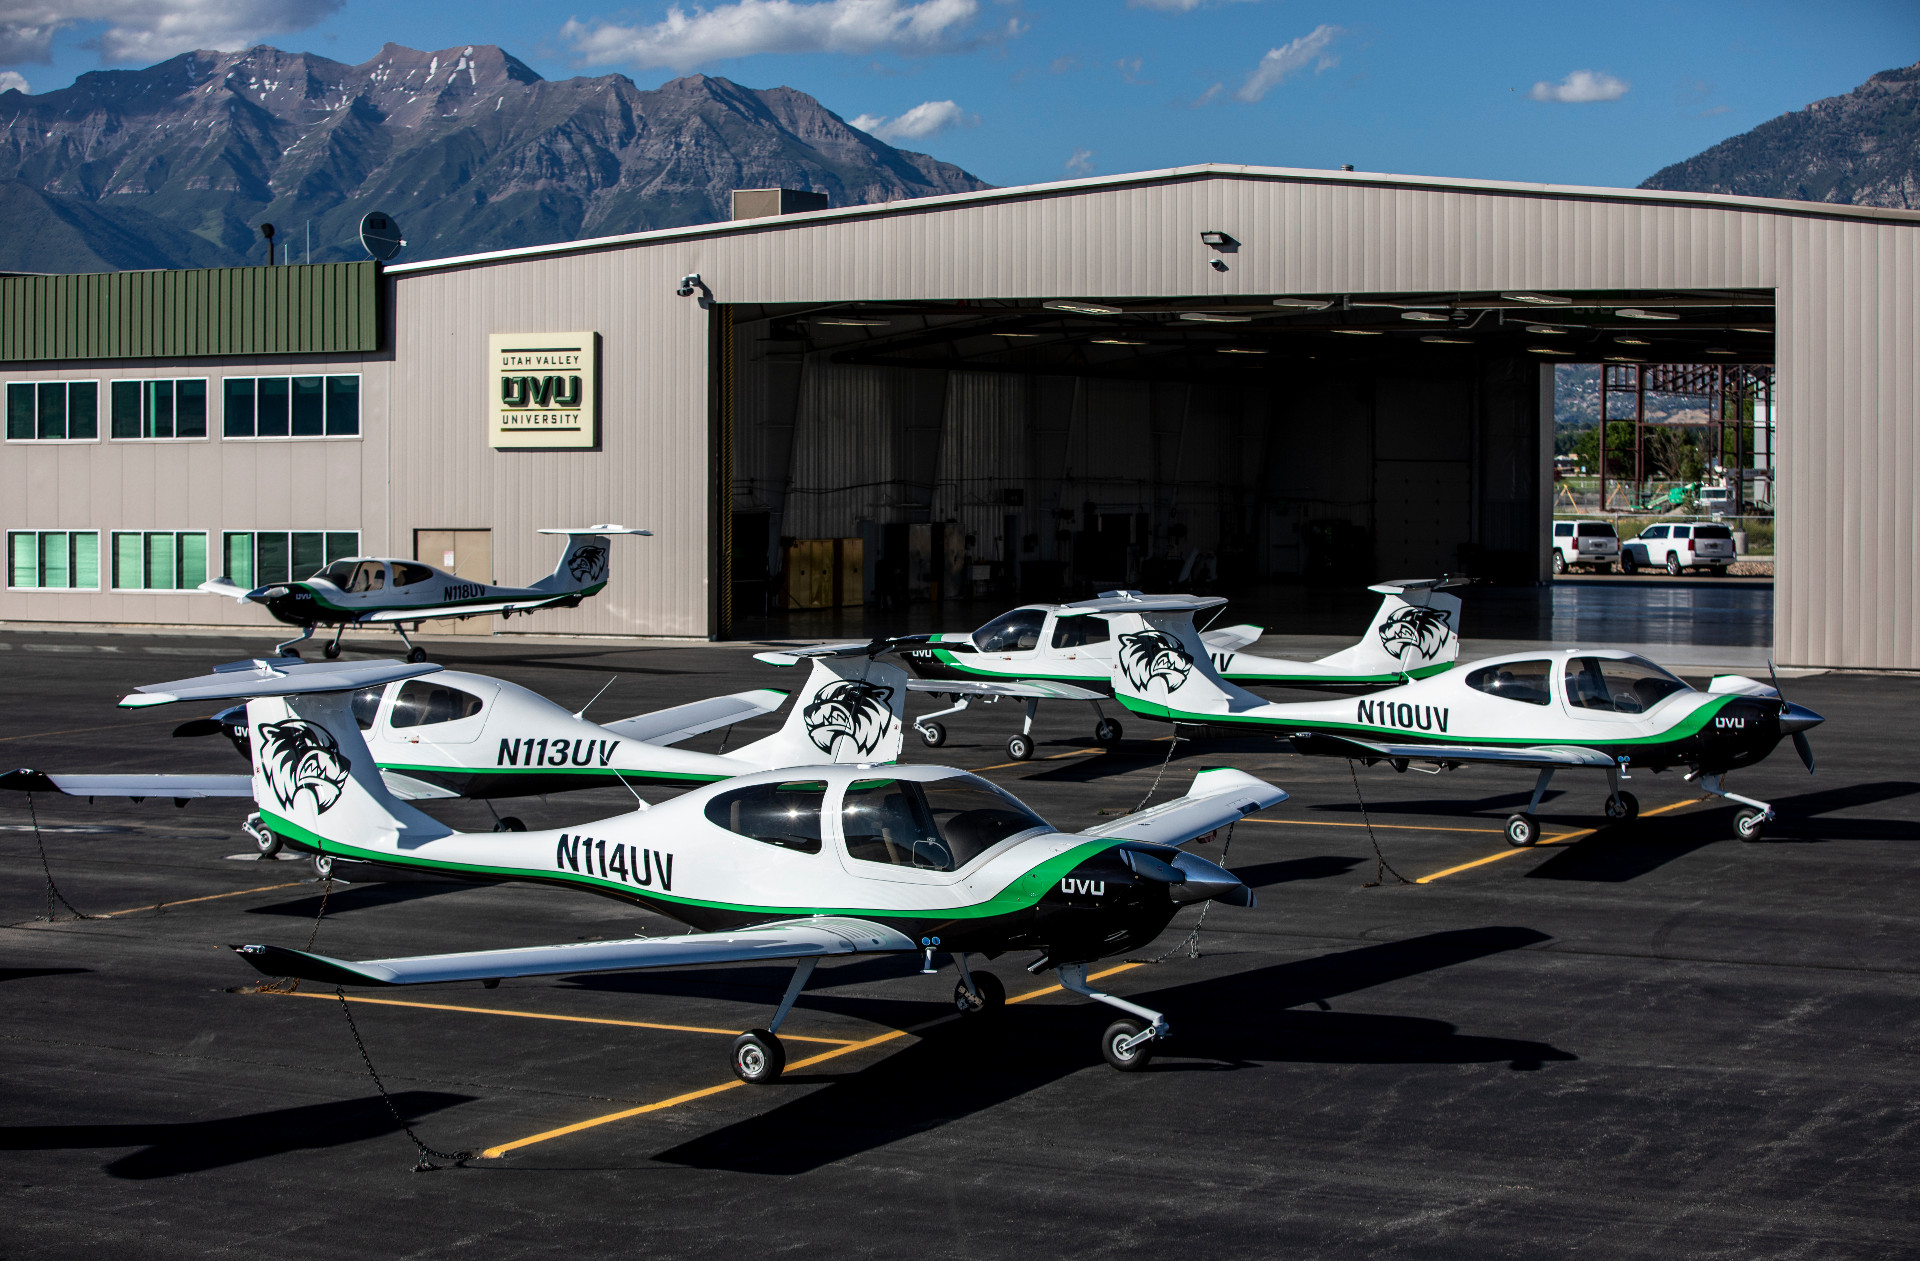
<box><xmin>2</xmin><ymin>164</ymin><xmax>1916</xmax><ymax>670</ymax></box>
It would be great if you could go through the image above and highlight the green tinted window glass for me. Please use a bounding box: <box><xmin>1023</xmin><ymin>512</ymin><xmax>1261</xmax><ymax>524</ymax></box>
<box><xmin>178</xmin><ymin>533</ymin><xmax>206</xmax><ymax>588</ymax></box>
<box><xmin>37</xmin><ymin>382</ymin><xmax>64</xmax><ymax>439</ymax></box>
<box><xmin>256</xmin><ymin>378</ymin><xmax>289</xmax><ymax>436</ymax></box>
<box><xmin>40</xmin><ymin>532</ymin><xmax>68</xmax><ymax>588</ymax></box>
<box><xmin>110</xmin><ymin>381</ymin><xmax>141</xmax><ymax>438</ymax></box>
<box><xmin>6</xmin><ymin>384</ymin><xmax>31</xmax><ymax>439</ymax></box>
<box><xmin>223</xmin><ymin>379</ymin><xmax>255</xmax><ymax>436</ymax></box>
<box><xmin>325</xmin><ymin>532</ymin><xmax>358</xmax><ymax>563</ymax></box>
<box><xmin>144</xmin><ymin>381</ymin><xmax>173</xmax><ymax>438</ymax></box>
<box><xmin>291</xmin><ymin>376</ymin><xmax>324</xmax><ymax>436</ymax></box>
<box><xmin>292</xmin><ymin>531</ymin><xmax>325</xmax><ymax>578</ymax></box>
<box><xmin>145</xmin><ymin>532</ymin><xmax>174</xmax><ymax>588</ymax></box>
<box><xmin>113</xmin><ymin>532</ymin><xmax>144</xmax><ymax>588</ymax></box>
<box><xmin>9</xmin><ymin>532</ymin><xmax>37</xmax><ymax>586</ymax></box>
<box><xmin>325</xmin><ymin>376</ymin><xmax>359</xmax><ymax>435</ymax></box>
<box><xmin>176</xmin><ymin>380</ymin><xmax>206</xmax><ymax>438</ymax></box>
<box><xmin>73</xmin><ymin>532</ymin><xmax>98</xmax><ymax>588</ymax></box>
<box><xmin>256</xmin><ymin>532</ymin><xmax>289</xmax><ymax>584</ymax></box>
<box><xmin>67</xmin><ymin>383</ymin><xmax>97</xmax><ymax>439</ymax></box>
<box><xmin>224</xmin><ymin>533</ymin><xmax>254</xmax><ymax>587</ymax></box>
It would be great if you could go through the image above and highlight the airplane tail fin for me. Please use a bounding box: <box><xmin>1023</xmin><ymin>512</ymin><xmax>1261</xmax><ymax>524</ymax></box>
<box><xmin>1105</xmin><ymin>607</ymin><xmax>1266</xmax><ymax>722</ymax></box>
<box><xmin>530</xmin><ymin>525</ymin><xmax>651</xmax><ymax>595</ymax></box>
<box><xmin>1312</xmin><ymin>579</ymin><xmax>1464</xmax><ymax>678</ymax></box>
<box><xmin>730</xmin><ymin>656</ymin><xmax>908</xmax><ymax>769</ymax></box>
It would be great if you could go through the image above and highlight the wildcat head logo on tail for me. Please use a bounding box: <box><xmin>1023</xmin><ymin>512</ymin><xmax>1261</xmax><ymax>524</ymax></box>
<box><xmin>803</xmin><ymin>680</ymin><xmax>896</xmax><ymax>756</ymax></box>
<box><xmin>567</xmin><ymin>543</ymin><xmax>609</xmax><ymax>583</ymax></box>
<box><xmin>1379</xmin><ymin>606</ymin><xmax>1453</xmax><ymax>662</ymax></box>
<box><xmin>256</xmin><ymin>719</ymin><xmax>352</xmax><ymax>813</ymax></box>
<box><xmin>1118</xmin><ymin>630</ymin><xmax>1194</xmax><ymax>692</ymax></box>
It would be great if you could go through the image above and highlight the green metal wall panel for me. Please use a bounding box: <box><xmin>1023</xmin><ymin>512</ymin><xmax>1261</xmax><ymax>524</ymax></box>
<box><xmin>0</xmin><ymin>262</ymin><xmax>381</xmax><ymax>363</ymax></box>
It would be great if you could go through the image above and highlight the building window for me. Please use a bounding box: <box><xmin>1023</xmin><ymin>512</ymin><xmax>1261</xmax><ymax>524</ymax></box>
<box><xmin>7</xmin><ymin>531</ymin><xmax>100</xmax><ymax>589</ymax></box>
<box><xmin>221</xmin><ymin>531</ymin><xmax>359</xmax><ymax>587</ymax></box>
<box><xmin>110</xmin><ymin>531</ymin><xmax>208</xmax><ymax>591</ymax></box>
<box><xmin>223</xmin><ymin>375</ymin><xmax>359</xmax><ymax>437</ymax></box>
<box><xmin>109</xmin><ymin>380</ymin><xmax>207</xmax><ymax>439</ymax></box>
<box><xmin>6</xmin><ymin>382</ymin><xmax>99</xmax><ymax>441</ymax></box>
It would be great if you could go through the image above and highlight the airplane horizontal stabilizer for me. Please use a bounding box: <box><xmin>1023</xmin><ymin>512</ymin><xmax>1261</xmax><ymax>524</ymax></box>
<box><xmin>231</xmin><ymin>916</ymin><xmax>915</xmax><ymax>987</ymax></box>
<box><xmin>0</xmin><ymin>770</ymin><xmax>253</xmax><ymax>798</ymax></box>
<box><xmin>534</xmin><ymin>525</ymin><xmax>653</xmax><ymax>536</ymax></box>
<box><xmin>378</xmin><ymin>770</ymin><xmax>463</xmax><ymax>801</ymax></box>
<box><xmin>1200</xmin><ymin>624</ymin><xmax>1264</xmax><ymax>654</ymax></box>
<box><xmin>602</xmin><ymin>689</ymin><xmax>788</xmax><ymax>746</ymax></box>
<box><xmin>1083</xmin><ymin>767</ymin><xmax>1287</xmax><ymax>847</ymax></box>
<box><xmin>1287</xmin><ymin>732</ymin><xmax>1615</xmax><ymax>768</ymax></box>
<box><xmin>905</xmin><ymin>678</ymin><xmax>1103</xmax><ymax>701</ymax></box>
<box><xmin>121</xmin><ymin>659</ymin><xmax>440</xmax><ymax>708</ymax></box>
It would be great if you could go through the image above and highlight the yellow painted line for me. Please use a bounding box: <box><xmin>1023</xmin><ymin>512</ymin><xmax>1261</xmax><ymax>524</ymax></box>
<box><xmin>98</xmin><ymin>881</ymin><xmax>304</xmax><ymax>917</ymax></box>
<box><xmin>479</xmin><ymin>962</ymin><xmax>1142</xmax><ymax>1159</ymax></box>
<box><xmin>967</xmin><ymin>747</ymin><xmax>1100</xmax><ymax>773</ymax></box>
<box><xmin>1243</xmin><ymin>817</ymin><xmax>1503</xmax><ymax>835</ymax></box>
<box><xmin>261</xmin><ymin>989</ymin><xmax>857</xmax><ymax>1045</ymax></box>
<box><xmin>1414</xmin><ymin>798</ymin><xmax>1700</xmax><ymax>884</ymax></box>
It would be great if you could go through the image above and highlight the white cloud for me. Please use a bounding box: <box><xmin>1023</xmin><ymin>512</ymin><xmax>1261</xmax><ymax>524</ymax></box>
<box><xmin>849</xmin><ymin>97</ymin><xmax>975</xmax><ymax>142</ymax></box>
<box><xmin>1233</xmin><ymin>23</ymin><xmax>1339</xmax><ymax>103</ymax></box>
<box><xmin>0</xmin><ymin>0</ymin><xmax>340</xmax><ymax>66</ymax></box>
<box><xmin>0</xmin><ymin>68</ymin><xmax>26</xmax><ymax>91</ymax></box>
<box><xmin>1064</xmin><ymin>148</ymin><xmax>1093</xmax><ymax>176</ymax></box>
<box><xmin>561</xmin><ymin>0</ymin><xmax>1001</xmax><ymax>71</ymax></box>
<box><xmin>1128</xmin><ymin>0</ymin><xmax>1266</xmax><ymax>10</ymax></box>
<box><xmin>1529</xmin><ymin>70</ymin><xmax>1628</xmax><ymax>103</ymax></box>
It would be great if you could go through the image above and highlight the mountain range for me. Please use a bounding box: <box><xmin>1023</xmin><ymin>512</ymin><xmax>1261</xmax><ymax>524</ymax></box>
<box><xmin>1640</xmin><ymin>60</ymin><xmax>1919</xmax><ymax>207</ymax></box>
<box><xmin>0</xmin><ymin>43</ymin><xmax>990</xmax><ymax>272</ymax></box>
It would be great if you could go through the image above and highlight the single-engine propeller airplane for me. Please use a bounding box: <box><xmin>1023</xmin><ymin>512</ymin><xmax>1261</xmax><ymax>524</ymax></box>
<box><xmin>3</xmin><ymin>652</ymin><xmax>914</xmax><ymax>857</ymax></box>
<box><xmin>1098</xmin><ymin>599</ymin><xmax>1823</xmax><ymax>844</ymax></box>
<box><xmin>892</xmin><ymin>582</ymin><xmax>1464</xmax><ymax>758</ymax></box>
<box><xmin>99</xmin><ymin>660</ymin><xmax>1286</xmax><ymax>1077</ymax></box>
<box><xmin>197</xmin><ymin>525</ymin><xmax>651</xmax><ymax>661</ymax></box>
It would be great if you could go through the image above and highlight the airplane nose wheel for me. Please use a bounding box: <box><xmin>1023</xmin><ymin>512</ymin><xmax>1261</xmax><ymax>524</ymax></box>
<box><xmin>1733</xmin><ymin>807</ymin><xmax>1768</xmax><ymax>841</ymax></box>
<box><xmin>955</xmin><ymin>971</ymin><xmax>1006</xmax><ymax>1016</ymax></box>
<box><xmin>491</xmin><ymin>816</ymin><xmax>526</xmax><ymax>833</ymax></box>
<box><xmin>918</xmin><ymin>721</ymin><xmax>947</xmax><ymax>748</ymax></box>
<box><xmin>311</xmin><ymin>853</ymin><xmax>334</xmax><ymax>879</ymax></box>
<box><xmin>730</xmin><ymin>1029</ymin><xmax>786</xmax><ymax>1083</ymax></box>
<box><xmin>1504</xmin><ymin>813</ymin><xmax>1540</xmax><ymax>847</ymax></box>
<box><xmin>1101</xmin><ymin>1019</ymin><xmax>1158</xmax><ymax>1071</ymax></box>
<box><xmin>1604</xmin><ymin>790</ymin><xmax>1639</xmax><ymax>822</ymax></box>
<box><xmin>322</xmin><ymin>642</ymin><xmax>342</xmax><ymax>660</ymax></box>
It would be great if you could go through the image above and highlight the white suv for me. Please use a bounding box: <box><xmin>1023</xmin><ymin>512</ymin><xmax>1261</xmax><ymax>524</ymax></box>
<box><xmin>1622</xmin><ymin>522</ymin><xmax>1736</xmax><ymax>575</ymax></box>
<box><xmin>1551</xmin><ymin>520</ymin><xmax>1620</xmax><ymax>574</ymax></box>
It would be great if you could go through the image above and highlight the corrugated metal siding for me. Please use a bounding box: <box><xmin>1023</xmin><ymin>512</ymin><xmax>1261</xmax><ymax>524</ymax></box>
<box><xmin>0</xmin><ymin>262</ymin><xmax>380</xmax><ymax>361</ymax></box>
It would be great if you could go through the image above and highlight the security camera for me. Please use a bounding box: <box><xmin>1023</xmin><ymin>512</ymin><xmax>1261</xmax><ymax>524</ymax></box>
<box><xmin>677</xmin><ymin>273</ymin><xmax>702</xmax><ymax>298</ymax></box>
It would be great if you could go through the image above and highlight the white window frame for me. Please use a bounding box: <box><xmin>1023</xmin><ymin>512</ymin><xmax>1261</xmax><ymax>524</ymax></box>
<box><xmin>220</xmin><ymin>373</ymin><xmax>363</xmax><ymax>441</ymax></box>
<box><xmin>6</xmin><ymin>529</ymin><xmax>103</xmax><ymax>591</ymax></box>
<box><xmin>108</xmin><ymin>530</ymin><xmax>213</xmax><ymax>593</ymax></box>
<box><xmin>107</xmin><ymin>378</ymin><xmax>213</xmax><ymax>443</ymax></box>
<box><xmin>219</xmin><ymin>530</ymin><xmax>361</xmax><ymax>588</ymax></box>
<box><xmin>4</xmin><ymin>381</ymin><xmax>103</xmax><ymax>444</ymax></box>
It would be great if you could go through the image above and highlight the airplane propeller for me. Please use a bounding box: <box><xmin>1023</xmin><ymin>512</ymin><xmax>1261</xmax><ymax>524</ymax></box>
<box><xmin>1767</xmin><ymin>661</ymin><xmax>1820</xmax><ymax>774</ymax></box>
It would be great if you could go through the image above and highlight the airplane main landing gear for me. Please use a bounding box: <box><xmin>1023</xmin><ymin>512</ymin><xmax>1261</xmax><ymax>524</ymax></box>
<box><xmin>1094</xmin><ymin>716</ymin><xmax>1123</xmax><ymax>745</ymax></box>
<box><xmin>322</xmin><ymin>624</ymin><xmax>347</xmax><ymax>659</ymax></box>
<box><xmin>1604</xmin><ymin>790</ymin><xmax>1640</xmax><ymax>821</ymax></box>
<box><xmin>1056</xmin><ymin>962</ymin><xmax>1168</xmax><ymax>1072</ymax></box>
<box><xmin>952</xmin><ymin>953</ymin><xmax>1005</xmax><ymax>1016</ymax></box>
<box><xmin>728</xmin><ymin>957</ymin><xmax>819</xmax><ymax>1084</ymax></box>
<box><xmin>1504</xmin><ymin>814</ymin><xmax>1540</xmax><ymax>847</ymax></box>
<box><xmin>392</xmin><ymin>622</ymin><xmax>428</xmax><ymax>664</ymax></box>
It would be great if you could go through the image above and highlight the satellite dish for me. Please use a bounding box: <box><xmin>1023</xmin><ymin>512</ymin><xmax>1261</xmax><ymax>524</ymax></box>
<box><xmin>359</xmin><ymin>211</ymin><xmax>404</xmax><ymax>262</ymax></box>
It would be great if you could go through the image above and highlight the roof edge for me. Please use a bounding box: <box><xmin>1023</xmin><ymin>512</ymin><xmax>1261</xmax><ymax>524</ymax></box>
<box><xmin>386</xmin><ymin>162</ymin><xmax>1920</xmax><ymax>278</ymax></box>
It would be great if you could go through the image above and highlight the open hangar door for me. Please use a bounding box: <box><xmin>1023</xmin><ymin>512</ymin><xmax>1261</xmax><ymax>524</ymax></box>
<box><xmin>716</xmin><ymin>290</ymin><xmax>1774</xmax><ymax>641</ymax></box>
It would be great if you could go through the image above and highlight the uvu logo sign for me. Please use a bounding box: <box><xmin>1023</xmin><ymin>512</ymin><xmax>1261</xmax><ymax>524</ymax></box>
<box><xmin>488</xmin><ymin>331</ymin><xmax>599</xmax><ymax>450</ymax></box>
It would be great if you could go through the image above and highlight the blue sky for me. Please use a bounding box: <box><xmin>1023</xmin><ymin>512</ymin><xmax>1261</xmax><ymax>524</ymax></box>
<box><xmin>5</xmin><ymin>1</ymin><xmax>1917</xmax><ymax>190</ymax></box>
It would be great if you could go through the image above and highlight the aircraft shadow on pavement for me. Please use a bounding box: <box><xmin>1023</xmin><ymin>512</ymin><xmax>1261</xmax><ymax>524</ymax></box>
<box><xmin>1307</xmin><ymin>789</ymin><xmax>1569</xmax><ymax>820</ymax></box>
<box><xmin>244</xmin><ymin>883</ymin><xmax>476</xmax><ymax>918</ymax></box>
<box><xmin>651</xmin><ymin>927</ymin><xmax>1568</xmax><ymax>1176</ymax></box>
<box><xmin>0</xmin><ymin>967</ymin><xmax>89</xmax><ymax>983</ymax></box>
<box><xmin>559</xmin><ymin>952</ymin><xmax>931</xmax><ymax>1005</ymax></box>
<box><xmin>0</xmin><ymin>1091</ymin><xmax>473</xmax><ymax>1179</ymax></box>
<box><xmin>1759</xmin><ymin>781</ymin><xmax>1920</xmax><ymax>842</ymax></box>
<box><xmin>1230</xmin><ymin>855</ymin><xmax>1364</xmax><ymax>888</ymax></box>
<box><xmin>1523</xmin><ymin>812</ymin><xmax>1720</xmax><ymax>882</ymax></box>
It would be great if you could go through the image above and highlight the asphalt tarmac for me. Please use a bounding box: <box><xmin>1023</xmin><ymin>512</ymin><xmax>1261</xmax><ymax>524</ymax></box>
<box><xmin>2</xmin><ymin>631</ymin><xmax>1914</xmax><ymax>1258</ymax></box>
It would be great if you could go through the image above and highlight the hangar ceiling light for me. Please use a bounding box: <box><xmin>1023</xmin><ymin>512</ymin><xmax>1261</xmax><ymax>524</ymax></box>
<box><xmin>815</xmin><ymin>318</ymin><xmax>888</xmax><ymax>326</ymax></box>
<box><xmin>1180</xmin><ymin>312</ymin><xmax>1252</xmax><ymax>323</ymax></box>
<box><xmin>1272</xmin><ymin>297</ymin><xmax>1334</xmax><ymax>310</ymax></box>
<box><xmin>1704</xmin><ymin>347</ymin><xmax>1737</xmax><ymax>355</ymax></box>
<box><xmin>1218</xmin><ymin>347</ymin><xmax>1267</xmax><ymax>354</ymax></box>
<box><xmin>1501</xmin><ymin>292</ymin><xmax>1571</xmax><ymax>305</ymax></box>
<box><xmin>1605</xmin><ymin>355</ymin><xmax>1644</xmax><ymax>363</ymax></box>
<box><xmin>1329</xmin><ymin>328</ymin><xmax>1382</xmax><ymax>336</ymax></box>
<box><xmin>1090</xmin><ymin>338</ymin><xmax>1145</xmax><ymax>345</ymax></box>
<box><xmin>1420</xmin><ymin>335</ymin><xmax>1471</xmax><ymax>344</ymax></box>
<box><xmin>1614</xmin><ymin>336</ymin><xmax>1651</xmax><ymax>345</ymax></box>
<box><xmin>993</xmin><ymin>332</ymin><xmax>1041</xmax><ymax>338</ymax></box>
<box><xmin>1733</xmin><ymin>327</ymin><xmax>1773</xmax><ymax>334</ymax></box>
<box><xmin>1400</xmin><ymin>311</ymin><xmax>1450</xmax><ymax>322</ymax></box>
<box><xmin>1524</xmin><ymin>324</ymin><xmax>1569</xmax><ymax>334</ymax></box>
<box><xmin>1616</xmin><ymin>308</ymin><xmax>1680</xmax><ymax>320</ymax></box>
<box><xmin>1527</xmin><ymin>345</ymin><xmax>1574</xmax><ymax>355</ymax></box>
<box><xmin>1044</xmin><ymin>300</ymin><xmax>1123</xmax><ymax>315</ymax></box>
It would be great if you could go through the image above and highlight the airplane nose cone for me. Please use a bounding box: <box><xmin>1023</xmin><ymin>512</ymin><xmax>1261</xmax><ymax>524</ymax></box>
<box><xmin>1779</xmin><ymin>701</ymin><xmax>1824</xmax><ymax>734</ymax></box>
<box><xmin>1167</xmin><ymin>850</ymin><xmax>1255</xmax><ymax>908</ymax></box>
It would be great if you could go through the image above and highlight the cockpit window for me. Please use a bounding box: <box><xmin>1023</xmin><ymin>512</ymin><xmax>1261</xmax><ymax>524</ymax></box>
<box><xmin>704</xmin><ymin>781</ymin><xmax>826</xmax><ymax>853</ymax></box>
<box><xmin>391</xmin><ymin>562</ymin><xmax>434</xmax><ymax>587</ymax></box>
<box><xmin>316</xmin><ymin>559</ymin><xmax>357</xmax><ymax>586</ymax></box>
<box><xmin>1051</xmin><ymin>614</ymin><xmax>1111</xmax><ymax>649</ymax></box>
<box><xmin>972</xmin><ymin>608</ymin><xmax>1046</xmax><ymax>653</ymax></box>
<box><xmin>841</xmin><ymin>776</ymin><xmax>1047</xmax><ymax>871</ymax></box>
<box><xmin>344</xmin><ymin>561</ymin><xmax>386</xmax><ymax>592</ymax></box>
<box><xmin>1564</xmin><ymin>656</ymin><xmax>1689</xmax><ymax>715</ymax></box>
<box><xmin>389</xmin><ymin>680</ymin><xmax>485</xmax><ymax>728</ymax></box>
<box><xmin>1465</xmin><ymin>659</ymin><xmax>1554</xmax><ymax>706</ymax></box>
<box><xmin>349</xmin><ymin>687</ymin><xmax>384</xmax><ymax>730</ymax></box>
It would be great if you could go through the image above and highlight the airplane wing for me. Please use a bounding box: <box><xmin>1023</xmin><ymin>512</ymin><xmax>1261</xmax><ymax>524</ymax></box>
<box><xmin>1082</xmin><ymin>767</ymin><xmax>1288</xmax><ymax>846</ymax></box>
<box><xmin>122</xmin><ymin>659</ymin><xmax>439</xmax><ymax>708</ymax></box>
<box><xmin>1288</xmin><ymin>732</ymin><xmax>1617</xmax><ymax>769</ymax></box>
<box><xmin>197</xmin><ymin>577</ymin><xmax>251</xmax><ymax>601</ymax></box>
<box><xmin>600</xmin><ymin>689</ymin><xmax>788</xmax><ymax>746</ymax></box>
<box><xmin>230</xmin><ymin>916</ymin><xmax>916</xmax><ymax>987</ymax></box>
<box><xmin>359</xmin><ymin>597</ymin><xmax>576</xmax><ymax>623</ymax></box>
<box><xmin>1200</xmin><ymin>624</ymin><xmax>1264</xmax><ymax>654</ymax></box>
<box><xmin>753</xmin><ymin>635</ymin><xmax>969</xmax><ymax>666</ymax></box>
<box><xmin>0</xmin><ymin>770</ymin><xmax>252</xmax><ymax>799</ymax></box>
<box><xmin>905</xmin><ymin>678</ymin><xmax>1104</xmax><ymax>702</ymax></box>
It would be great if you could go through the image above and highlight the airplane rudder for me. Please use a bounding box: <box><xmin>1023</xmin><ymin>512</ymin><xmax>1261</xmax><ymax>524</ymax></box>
<box><xmin>246</xmin><ymin>691</ymin><xmax>410</xmax><ymax>850</ymax></box>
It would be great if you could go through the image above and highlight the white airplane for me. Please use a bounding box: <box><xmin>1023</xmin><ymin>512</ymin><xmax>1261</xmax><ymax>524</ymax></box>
<box><xmin>1096</xmin><ymin>599</ymin><xmax>1823</xmax><ymax>844</ymax></box>
<box><xmin>114</xmin><ymin>661</ymin><xmax>1285</xmax><ymax>1077</ymax></box>
<box><xmin>894</xmin><ymin>582</ymin><xmax>1464</xmax><ymax>758</ymax></box>
<box><xmin>197</xmin><ymin>525</ymin><xmax>651</xmax><ymax>661</ymax></box>
<box><xmin>2</xmin><ymin>652</ymin><xmax>913</xmax><ymax>858</ymax></box>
